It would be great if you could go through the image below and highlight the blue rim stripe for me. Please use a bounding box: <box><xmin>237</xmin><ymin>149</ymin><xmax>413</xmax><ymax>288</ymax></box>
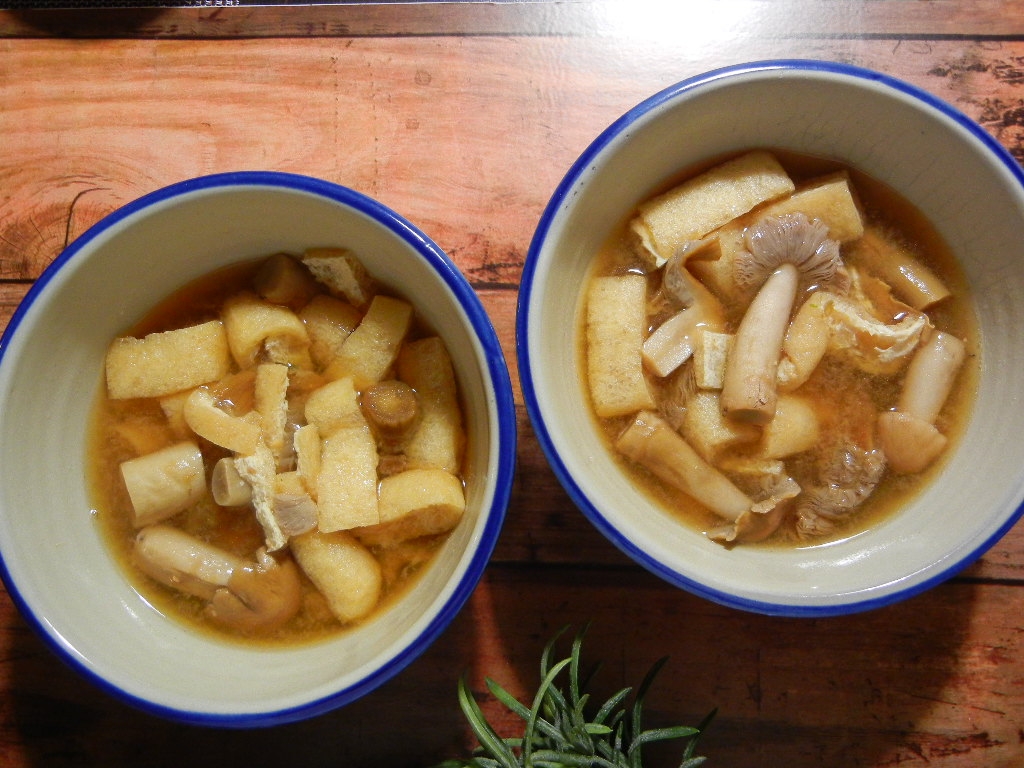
<box><xmin>516</xmin><ymin>59</ymin><xmax>1024</xmax><ymax>618</ymax></box>
<box><xmin>0</xmin><ymin>171</ymin><xmax>517</xmax><ymax>727</ymax></box>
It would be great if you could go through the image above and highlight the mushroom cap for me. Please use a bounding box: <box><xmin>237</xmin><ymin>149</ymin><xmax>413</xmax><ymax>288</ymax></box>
<box><xmin>735</xmin><ymin>213</ymin><xmax>842</xmax><ymax>292</ymax></box>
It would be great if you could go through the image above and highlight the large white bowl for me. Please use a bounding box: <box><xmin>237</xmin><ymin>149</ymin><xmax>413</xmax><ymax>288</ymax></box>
<box><xmin>0</xmin><ymin>172</ymin><xmax>516</xmax><ymax>725</ymax></box>
<box><xmin>518</xmin><ymin>59</ymin><xmax>1024</xmax><ymax>617</ymax></box>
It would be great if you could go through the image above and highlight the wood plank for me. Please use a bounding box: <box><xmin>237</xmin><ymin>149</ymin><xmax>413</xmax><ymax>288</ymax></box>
<box><xmin>4</xmin><ymin>1</ymin><xmax>1024</xmax><ymax>40</ymax></box>
<box><xmin>0</xmin><ymin>568</ymin><xmax>1020</xmax><ymax>766</ymax></box>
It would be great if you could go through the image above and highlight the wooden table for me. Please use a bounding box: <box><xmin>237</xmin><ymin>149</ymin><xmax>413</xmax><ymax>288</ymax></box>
<box><xmin>2</xmin><ymin>2</ymin><xmax>1024</xmax><ymax>765</ymax></box>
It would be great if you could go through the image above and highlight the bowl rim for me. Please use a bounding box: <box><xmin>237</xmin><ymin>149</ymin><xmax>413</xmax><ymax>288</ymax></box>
<box><xmin>516</xmin><ymin>58</ymin><xmax>1024</xmax><ymax>618</ymax></box>
<box><xmin>0</xmin><ymin>170</ymin><xmax>518</xmax><ymax>726</ymax></box>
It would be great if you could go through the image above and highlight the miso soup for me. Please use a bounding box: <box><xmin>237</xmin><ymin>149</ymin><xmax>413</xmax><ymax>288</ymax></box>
<box><xmin>89</xmin><ymin>249</ymin><xmax>467</xmax><ymax>645</ymax></box>
<box><xmin>581</xmin><ymin>149</ymin><xmax>978</xmax><ymax>546</ymax></box>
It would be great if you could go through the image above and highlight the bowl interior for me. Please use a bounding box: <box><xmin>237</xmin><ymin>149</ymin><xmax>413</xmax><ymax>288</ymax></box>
<box><xmin>0</xmin><ymin>176</ymin><xmax>512</xmax><ymax>722</ymax></box>
<box><xmin>522</xmin><ymin>62</ymin><xmax>1024</xmax><ymax>615</ymax></box>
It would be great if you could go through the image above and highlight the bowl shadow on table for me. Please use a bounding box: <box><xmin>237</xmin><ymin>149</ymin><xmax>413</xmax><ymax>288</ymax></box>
<box><xmin>474</xmin><ymin>450</ymin><xmax>981</xmax><ymax>768</ymax></box>
<box><xmin>5</xmin><ymin>591</ymin><xmax>485</xmax><ymax>767</ymax></box>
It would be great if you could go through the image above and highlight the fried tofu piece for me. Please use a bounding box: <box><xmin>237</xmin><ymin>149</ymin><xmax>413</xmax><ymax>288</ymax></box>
<box><xmin>398</xmin><ymin>337</ymin><xmax>464</xmax><ymax>474</ymax></box>
<box><xmin>221</xmin><ymin>291</ymin><xmax>311</xmax><ymax>369</ymax></box>
<box><xmin>301</xmin><ymin>247</ymin><xmax>378</xmax><ymax>310</ymax></box>
<box><xmin>324</xmin><ymin>295</ymin><xmax>412</xmax><ymax>388</ymax></box>
<box><xmin>105</xmin><ymin>320</ymin><xmax>231</xmax><ymax>400</ymax></box>
<box><xmin>317</xmin><ymin>420</ymin><xmax>380</xmax><ymax>532</ymax></box>
<box><xmin>631</xmin><ymin>150</ymin><xmax>795</xmax><ymax>267</ymax></box>
<box><xmin>586</xmin><ymin>275</ymin><xmax>655</xmax><ymax>419</ymax></box>
<box><xmin>303</xmin><ymin>377</ymin><xmax>362</xmax><ymax>437</ymax></box>
<box><xmin>355</xmin><ymin>468</ymin><xmax>465</xmax><ymax>547</ymax></box>
<box><xmin>252</xmin><ymin>253</ymin><xmax>321</xmax><ymax>309</ymax></box>
<box><xmin>299</xmin><ymin>294</ymin><xmax>363</xmax><ymax>370</ymax></box>
<box><xmin>255</xmin><ymin>363</ymin><xmax>290</xmax><ymax>461</ymax></box>
<box><xmin>183</xmin><ymin>387</ymin><xmax>262</xmax><ymax>455</ymax></box>
<box><xmin>290</xmin><ymin>529</ymin><xmax>382</xmax><ymax>624</ymax></box>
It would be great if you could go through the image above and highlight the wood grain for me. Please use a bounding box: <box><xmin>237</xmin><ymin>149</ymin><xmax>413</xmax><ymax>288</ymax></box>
<box><xmin>2</xmin><ymin>6</ymin><xmax>1024</xmax><ymax>767</ymax></box>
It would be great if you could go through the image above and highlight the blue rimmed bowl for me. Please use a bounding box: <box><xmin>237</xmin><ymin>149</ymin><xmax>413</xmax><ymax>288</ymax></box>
<box><xmin>0</xmin><ymin>171</ymin><xmax>516</xmax><ymax>725</ymax></box>
<box><xmin>518</xmin><ymin>60</ymin><xmax>1024</xmax><ymax>616</ymax></box>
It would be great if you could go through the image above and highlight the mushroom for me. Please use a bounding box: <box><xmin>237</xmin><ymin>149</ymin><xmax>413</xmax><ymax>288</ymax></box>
<box><xmin>795</xmin><ymin>444</ymin><xmax>886</xmax><ymax>538</ymax></box>
<box><xmin>876</xmin><ymin>330</ymin><xmax>966</xmax><ymax>473</ymax></box>
<box><xmin>361</xmin><ymin>379</ymin><xmax>419</xmax><ymax>446</ymax></box>
<box><xmin>721</xmin><ymin>213</ymin><xmax>842</xmax><ymax>424</ymax></box>
<box><xmin>211</xmin><ymin>456</ymin><xmax>252</xmax><ymax>507</ymax></box>
<box><xmin>133</xmin><ymin>525</ymin><xmax>302</xmax><ymax>632</ymax></box>
<box><xmin>711</xmin><ymin>475</ymin><xmax>802</xmax><ymax>545</ymax></box>
<box><xmin>615</xmin><ymin>410</ymin><xmax>752</xmax><ymax>522</ymax></box>
<box><xmin>643</xmin><ymin>242</ymin><xmax>727</xmax><ymax>378</ymax></box>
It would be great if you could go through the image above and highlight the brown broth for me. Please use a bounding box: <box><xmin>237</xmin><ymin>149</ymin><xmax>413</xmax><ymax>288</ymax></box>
<box><xmin>581</xmin><ymin>149</ymin><xmax>979</xmax><ymax>546</ymax></box>
<box><xmin>88</xmin><ymin>258</ymin><xmax>457</xmax><ymax>647</ymax></box>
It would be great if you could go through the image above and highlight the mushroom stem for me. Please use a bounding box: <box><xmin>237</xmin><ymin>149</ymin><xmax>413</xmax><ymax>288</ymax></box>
<box><xmin>877</xmin><ymin>331</ymin><xmax>966</xmax><ymax>474</ymax></box>
<box><xmin>133</xmin><ymin>525</ymin><xmax>302</xmax><ymax>632</ymax></box>
<box><xmin>615</xmin><ymin>410</ymin><xmax>752</xmax><ymax>521</ymax></box>
<box><xmin>898</xmin><ymin>331</ymin><xmax>966</xmax><ymax>423</ymax></box>
<box><xmin>721</xmin><ymin>263</ymin><xmax>800</xmax><ymax>424</ymax></box>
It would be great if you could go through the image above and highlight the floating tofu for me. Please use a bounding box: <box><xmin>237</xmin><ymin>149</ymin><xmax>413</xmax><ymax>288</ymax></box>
<box><xmin>681</xmin><ymin>391</ymin><xmax>759</xmax><ymax>462</ymax></box>
<box><xmin>356</xmin><ymin>468</ymin><xmax>466</xmax><ymax>547</ymax></box>
<box><xmin>693</xmin><ymin>331</ymin><xmax>732</xmax><ymax>390</ymax></box>
<box><xmin>398</xmin><ymin>336</ymin><xmax>464</xmax><ymax>474</ymax></box>
<box><xmin>299</xmin><ymin>294</ymin><xmax>363</xmax><ymax>369</ymax></box>
<box><xmin>692</xmin><ymin>173</ymin><xmax>865</xmax><ymax>302</ymax></box>
<box><xmin>255</xmin><ymin>363</ymin><xmax>290</xmax><ymax>461</ymax></box>
<box><xmin>293</xmin><ymin>423</ymin><xmax>322</xmax><ymax>498</ymax></box>
<box><xmin>221</xmin><ymin>291</ymin><xmax>311</xmax><ymax>369</ymax></box>
<box><xmin>317</xmin><ymin>421</ymin><xmax>380</xmax><ymax>532</ymax></box>
<box><xmin>120</xmin><ymin>441</ymin><xmax>207</xmax><ymax>527</ymax></box>
<box><xmin>105</xmin><ymin>320</ymin><xmax>231</xmax><ymax>400</ymax></box>
<box><xmin>252</xmin><ymin>253</ymin><xmax>320</xmax><ymax>309</ymax></box>
<box><xmin>290</xmin><ymin>529</ymin><xmax>382</xmax><ymax>624</ymax></box>
<box><xmin>301</xmin><ymin>247</ymin><xmax>377</xmax><ymax>310</ymax></box>
<box><xmin>757</xmin><ymin>394</ymin><xmax>820</xmax><ymax>459</ymax></box>
<box><xmin>183</xmin><ymin>387</ymin><xmax>262</xmax><ymax>455</ymax></box>
<box><xmin>630</xmin><ymin>150</ymin><xmax>795</xmax><ymax>267</ymax></box>
<box><xmin>325</xmin><ymin>295</ymin><xmax>412</xmax><ymax>389</ymax></box>
<box><xmin>586</xmin><ymin>275</ymin><xmax>655</xmax><ymax>419</ymax></box>
<box><xmin>303</xmin><ymin>377</ymin><xmax>362</xmax><ymax>437</ymax></box>
<box><xmin>233</xmin><ymin>442</ymin><xmax>288</xmax><ymax>552</ymax></box>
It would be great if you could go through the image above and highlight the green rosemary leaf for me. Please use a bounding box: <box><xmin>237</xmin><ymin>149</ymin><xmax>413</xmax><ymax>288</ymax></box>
<box><xmin>593</xmin><ymin>687</ymin><xmax>632</xmax><ymax>726</ymax></box>
<box><xmin>486</xmin><ymin>678</ymin><xmax>531</xmax><ymax>722</ymax></box>
<box><xmin>523</xmin><ymin>657</ymin><xmax>573</xmax><ymax>766</ymax></box>
<box><xmin>456</xmin><ymin>675</ymin><xmax>519</xmax><ymax>768</ymax></box>
<box><xmin>628</xmin><ymin>725</ymin><xmax>701</xmax><ymax>752</ymax></box>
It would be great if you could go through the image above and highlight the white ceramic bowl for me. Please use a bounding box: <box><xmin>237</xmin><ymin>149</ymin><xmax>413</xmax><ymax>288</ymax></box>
<box><xmin>0</xmin><ymin>172</ymin><xmax>516</xmax><ymax>725</ymax></box>
<box><xmin>518</xmin><ymin>59</ymin><xmax>1024</xmax><ymax>617</ymax></box>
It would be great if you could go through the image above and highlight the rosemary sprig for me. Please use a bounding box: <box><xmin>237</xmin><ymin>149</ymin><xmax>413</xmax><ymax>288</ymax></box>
<box><xmin>438</xmin><ymin>625</ymin><xmax>714</xmax><ymax>768</ymax></box>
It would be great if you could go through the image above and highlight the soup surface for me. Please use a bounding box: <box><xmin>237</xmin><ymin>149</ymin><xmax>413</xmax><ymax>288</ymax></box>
<box><xmin>89</xmin><ymin>248</ymin><xmax>467</xmax><ymax>645</ymax></box>
<box><xmin>581</xmin><ymin>149</ymin><xmax>978</xmax><ymax>546</ymax></box>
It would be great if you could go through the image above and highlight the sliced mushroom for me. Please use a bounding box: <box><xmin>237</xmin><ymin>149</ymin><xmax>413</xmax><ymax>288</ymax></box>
<box><xmin>721</xmin><ymin>213</ymin><xmax>843</xmax><ymax>424</ymax></box>
<box><xmin>133</xmin><ymin>525</ymin><xmax>301</xmax><ymax>632</ymax></box>
<box><xmin>877</xmin><ymin>330</ymin><xmax>966</xmax><ymax>473</ymax></box>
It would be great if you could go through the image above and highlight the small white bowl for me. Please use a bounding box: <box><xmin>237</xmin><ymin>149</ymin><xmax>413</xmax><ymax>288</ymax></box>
<box><xmin>518</xmin><ymin>59</ymin><xmax>1024</xmax><ymax>617</ymax></box>
<box><xmin>0</xmin><ymin>172</ymin><xmax>516</xmax><ymax>725</ymax></box>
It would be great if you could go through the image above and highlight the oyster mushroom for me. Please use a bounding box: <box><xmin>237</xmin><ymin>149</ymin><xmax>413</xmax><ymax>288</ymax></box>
<box><xmin>711</xmin><ymin>475</ymin><xmax>802</xmax><ymax>545</ymax></box>
<box><xmin>722</xmin><ymin>213</ymin><xmax>843</xmax><ymax>424</ymax></box>
<box><xmin>877</xmin><ymin>330</ymin><xmax>966</xmax><ymax>473</ymax></box>
<box><xmin>615</xmin><ymin>410</ymin><xmax>752</xmax><ymax>522</ymax></box>
<box><xmin>133</xmin><ymin>525</ymin><xmax>302</xmax><ymax>632</ymax></box>
<box><xmin>795</xmin><ymin>444</ymin><xmax>886</xmax><ymax>538</ymax></box>
<box><xmin>642</xmin><ymin>242</ymin><xmax>727</xmax><ymax>378</ymax></box>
